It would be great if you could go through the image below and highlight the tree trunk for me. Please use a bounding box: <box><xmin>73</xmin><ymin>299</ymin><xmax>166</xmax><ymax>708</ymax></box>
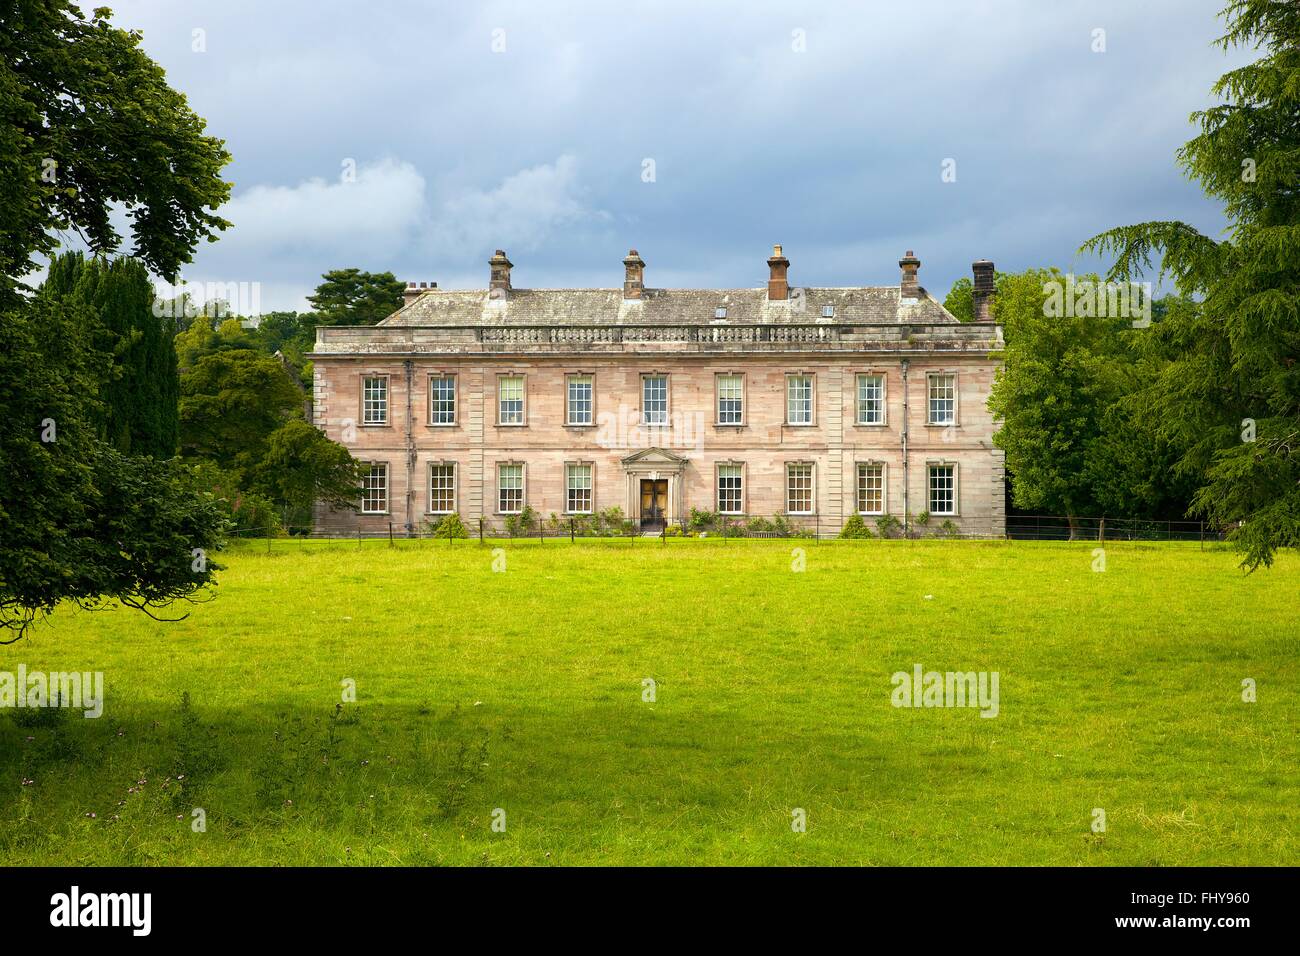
<box><xmin>1067</xmin><ymin>513</ymin><xmax>1078</xmax><ymax>541</ymax></box>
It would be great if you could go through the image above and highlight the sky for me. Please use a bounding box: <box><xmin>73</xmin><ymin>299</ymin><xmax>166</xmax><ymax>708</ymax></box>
<box><xmin>98</xmin><ymin>0</ymin><xmax>1249</xmax><ymax>312</ymax></box>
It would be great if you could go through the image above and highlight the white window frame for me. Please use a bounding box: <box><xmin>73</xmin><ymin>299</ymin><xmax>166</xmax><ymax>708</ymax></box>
<box><xmin>566</xmin><ymin>374</ymin><xmax>594</xmax><ymax>426</ymax></box>
<box><xmin>428</xmin><ymin>374</ymin><xmax>457</xmax><ymax>426</ymax></box>
<box><xmin>716</xmin><ymin>462</ymin><xmax>744</xmax><ymax>515</ymax></box>
<box><xmin>497</xmin><ymin>462</ymin><xmax>525</xmax><ymax>514</ymax></box>
<box><xmin>785</xmin><ymin>462</ymin><xmax>815</xmax><ymax>515</ymax></box>
<box><xmin>641</xmin><ymin>374</ymin><xmax>669</xmax><ymax>426</ymax></box>
<box><xmin>786</xmin><ymin>373</ymin><xmax>815</xmax><ymax>426</ymax></box>
<box><xmin>927</xmin><ymin>372</ymin><xmax>957</xmax><ymax>426</ymax></box>
<box><xmin>498</xmin><ymin>374</ymin><xmax>526</xmax><ymax>426</ymax></box>
<box><xmin>429</xmin><ymin>462</ymin><xmax>457</xmax><ymax>514</ymax></box>
<box><xmin>361</xmin><ymin>462</ymin><xmax>388</xmax><ymax>514</ymax></box>
<box><xmin>856</xmin><ymin>461</ymin><xmax>886</xmax><ymax>515</ymax></box>
<box><xmin>716</xmin><ymin>373</ymin><xmax>744</xmax><ymax>426</ymax></box>
<box><xmin>565</xmin><ymin>462</ymin><xmax>594</xmax><ymax>514</ymax></box>
<box><xmin>856</xmin><ymin>372</ymin><xmax>886</xmax><ymax>426</ymax></box>
<box><xmin>927</xmin><ymin>462</ymin><xmax>958</xmax><ymax>516</ymax></box>
<box><xmin>362</xmin><ymin>375</ymin><xmax>388</xmax><ymax>426</ymax></box>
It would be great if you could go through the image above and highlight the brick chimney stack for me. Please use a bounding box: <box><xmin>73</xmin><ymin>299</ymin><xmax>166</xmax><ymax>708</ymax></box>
<box><xmin>899</xmin><ymin>250</ymin><xmax>921</xmax><ymax>300</ymax></box>
<box><xmin>767</xmin><ymin>244</ymin><xmax>790</xmax><ymax>301</ymax></box>
<box><xmin>488</xmin><ymin>249</ymin><xmax>513</xmax><ymax>298</ymax></box>
<box><xmin>622</xmin><ymin>249</ymin><xmax>646</xmax><ymax>300</ymax></box>
<box><xmin>972</xmin><ymin>259</ymin><xmax>995</xmax><ymax>321</ymax></box>
<box><xmin>403</xmin><ymin>281</ymin><xmax>436</xmax><ymax>306</ymax></box>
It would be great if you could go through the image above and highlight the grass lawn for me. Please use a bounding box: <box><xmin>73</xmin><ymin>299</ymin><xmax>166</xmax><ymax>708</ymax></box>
<box><xmin>1</xmin><ymin>538</ymin><xmax>1296</xmax><ymax>866</ymax></box>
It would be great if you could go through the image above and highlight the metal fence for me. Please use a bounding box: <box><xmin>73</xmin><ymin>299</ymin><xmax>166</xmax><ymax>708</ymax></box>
<box><xmin>227</xmin><ymin>513</ymin><xmax>1228</xmax><ymax>545</ymax></box>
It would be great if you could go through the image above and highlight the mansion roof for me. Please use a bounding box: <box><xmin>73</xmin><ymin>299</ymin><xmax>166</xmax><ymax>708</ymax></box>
<box><xmin>379</xmin><ymin>286</ymin><xmax>959</xmax><ymax>328</ymax></box>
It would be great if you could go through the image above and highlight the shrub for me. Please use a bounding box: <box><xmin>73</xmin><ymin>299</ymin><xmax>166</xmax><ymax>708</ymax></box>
<box><xmin>431</xmin><ymin>513</ymin><xmax>469</xmax><ymax>539</ymax></box>
<box><xmin>840</xmin><ymin>514</ymin><xmax>873</xmax><ymax>539</ymax></box>
<box><xmin>939</xmin><ymin>519</ymin><xmax>959</xmax><ymax>538</ymax></box>
<box><xmin>689</xmin><ymin>508</ymin><xmax>720</xmax><ymax>532</ymax></box>
<box><xmin>875</xmin><ymin>514</ymin><xmax>902</xmax><ymax>539</ymax></box>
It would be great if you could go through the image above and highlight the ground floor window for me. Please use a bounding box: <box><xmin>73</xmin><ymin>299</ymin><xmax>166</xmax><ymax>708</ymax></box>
<box><xmin>498</xmin><ymin>463</ymin><xmax>524</xmax><ymax>513</ymax></box>
<box><xmin>857</xmin><ymin>462</ymin><xmax>884</xmax><ymax>514</ymax></box>
<box><xmin>717</xmin><ymin>464</ymin><xmax>743</xmax><ymax>514</ymax></box>
<box><xmin>362</xmin><ymin>462</ymin><xmax>388</xmax><ymax>513</ymax></box>
<box><xmin>786</xmin><ymin>463</ymin><xmax>814</xmax><ymax>514</ymax></box>
<box><xmin>566</xmin><ymin>463</ymin><xmax>593</xmax><ymax>513</ymax></box>
<box><xmin>429</xmin><ymin>464</ymin><xmax>455</xmax><ymax>513</ymax></box>
<box><xmin>928</xmin><ymin>464</ymin><xmax>956</xmax><ymax>515</ymax></box>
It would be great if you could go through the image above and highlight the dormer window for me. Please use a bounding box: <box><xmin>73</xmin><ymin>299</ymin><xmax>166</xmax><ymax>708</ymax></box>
<box><xmin>821</xmin><ymin>305</ymin><xmax>835</xmax><ymax>318</ymax></box>
<box><xmin>714</xmin><ymin>306</ymin><xmax>727</xmax><ymax>319</ymax></box>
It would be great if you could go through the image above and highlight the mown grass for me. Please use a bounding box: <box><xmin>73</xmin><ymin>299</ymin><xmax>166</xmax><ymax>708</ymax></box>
<box><xmin>1</xmin><ymin>538</ymin><xmax>1296</xmax><ymax>865</ymax></box>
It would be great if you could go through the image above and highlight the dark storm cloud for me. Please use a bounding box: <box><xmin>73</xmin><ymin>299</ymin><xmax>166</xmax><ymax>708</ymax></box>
<box><xmin>107</xmin><ymin>0</ymin><xmax>1246</xmax><ymax>310</ymax></box>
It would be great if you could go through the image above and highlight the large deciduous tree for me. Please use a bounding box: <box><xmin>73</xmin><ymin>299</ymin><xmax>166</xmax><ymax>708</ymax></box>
<box><xmin>0</xmin><ymin>2</ymin><xmax>232</xmax><ymax>638</ymax></box>
<box><xmin>1082</xmin><ymin>0</ymin><xmax>1299</xmax><ymax>569</ymax></box>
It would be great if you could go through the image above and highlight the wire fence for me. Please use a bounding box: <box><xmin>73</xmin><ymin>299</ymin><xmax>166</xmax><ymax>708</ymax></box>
<box><xmin>225</xmin><ymin>513</ymin><xmax>1229</xmax><ymax>546</ymax></box>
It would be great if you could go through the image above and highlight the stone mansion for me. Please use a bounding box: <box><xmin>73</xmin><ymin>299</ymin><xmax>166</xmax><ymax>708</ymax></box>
<box><xmin>309</xmin><ymin>246</ymin><xmax>1005</xmax><ymax>536</ymax></box>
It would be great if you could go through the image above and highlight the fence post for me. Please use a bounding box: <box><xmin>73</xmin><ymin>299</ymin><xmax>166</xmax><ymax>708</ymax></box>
<box><xmin>1200</xmin><ymin>521</ymin><xmax>1204</xmax><ymax>551</ymax></box>
<box><xmin>389</xmin><ymin>522</ymin><xmax>394</xmax><ymax>547</ymax></box>
<box><xmin>1099</xmin><ymin>516</ymin><xmax>1105</xmax><ymax>544</ymax></box>
<box><xmin>357</xmin><ymin>527</ymin><xmax>362</xmax><ymax>548</ymax></box>
<box><xmin>478</xmin><ymin>516</ymin><xmax>484</xmax><ymax>545</ymax></box>
<box><xmin>570</xmin><ymin>518</ymin><xmax>575</xmax><ymax>543</ymax></box>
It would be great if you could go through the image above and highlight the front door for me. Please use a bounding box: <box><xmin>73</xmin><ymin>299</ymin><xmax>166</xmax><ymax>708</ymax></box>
<box><xmin>640</xmin><ymin>479</ymin><xmax>668</xmax><ymax>529</ymax></box>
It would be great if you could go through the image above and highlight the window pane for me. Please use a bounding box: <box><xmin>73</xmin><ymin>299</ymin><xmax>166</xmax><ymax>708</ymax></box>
<box><xmin>430</xmin><ymin>376</ymin><xmax>456</xmax><ymax>424</ymax></box>
<box><xmin>717</xmin><ymin>464</ymin><xmax>743</xmax><ymax>514</ymax></box>
<box><xmin>928</xmin><ymin>465</ymin><xmax>955</xmax><ymax>514</ymax></box>
<box><xmin>362</xmin><ymin>463</ymin><xmax>387</xmax><ymax>513</ymax></box>
<box><xmin>430</xmin><ymin>464</ymin><xmax>455</xmax><ymax>513</ymax></box>
<box><xmin>499</xmin><ymin>464</ymin><xmax>523</xmax><ymax>512</ymax></box>
<box><xmin>567</xmin><ymin>377</ymin><xmax>593</xmax><ymax>425</ymax></box>
<box><xmin>928</xmin><ymin>374</ymin><xmax>955</xmax><ymax>425</ymax></box>
<box><xmin>643</xmin><ymin>376</ymin><xmax>668</xmax><ymax>425</ymax></box>
<box><xmin>717</xmin><ymin>375</ymin><xmax>743</xmax><ymax>424</ymax></box>
<box><xmin>363</xmin><ymin>377</ymin><xmax>387</xmax><ymax>424</ymax></box>
<box><xmin>857</xmin><ymin>463</ymin><xmax>884</xmax><ymax>514</ymax></box>
<box><xmin>857</xmin><ymin>374</ymin><xmax>883</xmax><ymax>425</ymax></box>
<box><xmin>786</xmin><ymin>464</ymin><xmax>813</xmax><ymax>513</ymax></box>
<box><xmin>566</xmin><ymin>463</ymin><xmax>593</xmax><ymax>513</ymax></box>
<box><xmin>787</xmin><ymin>375</ymin><xmax>813</xmax><ymax>424</ymax></box>
<box><xmin>499</xmin><ymin>376</ymin><xmax>524</xmax><ymax>424</ymax></box>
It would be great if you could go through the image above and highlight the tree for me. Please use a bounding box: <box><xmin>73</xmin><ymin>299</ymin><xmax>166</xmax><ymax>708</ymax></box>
<box><xmin>307</xmin><ymin>269</ymin><xmax>405</xmax><ymax>326</ymax></box>
<box><xmin>1082</xmin><ymin>0</ymin><xmax>1299</xmax><ymax>569</ymax></box>
<box><xmin>0</xmin><ymin>1</ymin><xmax>231</xmax><ymax>296</ymax></box>
<box><xmin>0</xmin><ymin>3</ymin><xmax>232</xmax><ymax>638</ymax></box>
<box><xmin>179</xmin><ymin>350</ymin><xmax>304</xmax><ymax>482</ymax></box>
<box><xmin>987</xmin><ymin>269</ymin><xmax>1137</xmax><ymax>537</ymax></box>
<box><xmin>253</xmin><ymin>419</ymin><xmax>365</xmax><ymax>528</ymax></box>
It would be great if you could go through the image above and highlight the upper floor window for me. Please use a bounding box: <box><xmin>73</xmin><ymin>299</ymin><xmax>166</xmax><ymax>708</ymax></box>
<box><xmin>642</xmin><ymin>375</ymin><xmax>668</xmax><ymax>426</ymax></box>
<box><xmin>566</xmin><ymin>463</ymin><xmax>593</xmax><ymax>514</ymax></box>
<box><xmin>362</xmin><ymin>377</ymin><xmax>387</xmax><ymax>425</ymax></box>
<box><xmin>567</xmin><ymin>375</ymin><xmax>593</xmax><ymax>426</ymax></box>
<box><xmin>786</xmin><ymin>374</ymin><xmax>814</xmax><ymax>425</ymax></box>
<box><xmin>498</xmin><ymin>375</ymin><xmax>525</xmax><ymax>425</ymax></box>
<box><xmin>361</xmin><ymin>462</ymin><xmax>388</xmax><ymax>513</ymax></box>
<box><xmin>498</xmin><ymin>463</ymin><xmax>524</xmax><ymax>513</ymax></box>
<box><xmin>857</xmin><ymin>462</ymin><xmax>885</xmax><ymax>515</ymax></box>
<box><xmin>429</xmin><ymin>375</ymin><xmax>456</xmax><ymax>425</ymax></box>
<box><xmin>717</xmin><ymin>374</ymin><xmax>744</xmax><ymax>425</ymax></box>
<box><xmin>786</xmin><ymin>463</ymin><xmax>814</xmax><ymax>514</ymax></box>
<box><xmin>928</xmin><ymin>464</ymin><xmax>957</xmax><ymax>515</ymax></box>
<box><xmin>928</xmin><ymin>373</ymin><xmax>956</xmax><ymax>425</ymax></box>
<box><xmin>429</xmin><ymin>463</ymin><xmax>456</xmax><ymax>514</ymax></box>
<box><xmin>717</xmin><ymin>464</ymin><xmax>743</xmax><ymax>514</ymax></box>
<box><xmin>857</xmin><ymin>373</ymin><xmax>884</xmax><ymax>425</ymax></box>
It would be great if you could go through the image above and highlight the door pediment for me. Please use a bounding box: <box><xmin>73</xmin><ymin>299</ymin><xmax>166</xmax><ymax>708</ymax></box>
<box><xmin>620</xmin><ymin>447</ymin><xmax>688</xmax><ymax>472</ymax></box>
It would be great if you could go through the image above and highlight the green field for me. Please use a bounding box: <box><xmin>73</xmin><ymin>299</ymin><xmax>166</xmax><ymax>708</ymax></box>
<box><xmin>1</xmin><ymin>538</ymin><xmax>1296</xmax><ymax>866</ymax></box>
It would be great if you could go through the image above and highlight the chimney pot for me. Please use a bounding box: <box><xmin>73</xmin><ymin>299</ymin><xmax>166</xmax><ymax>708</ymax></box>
<box><xmin>972</xmin><ymin>259</ymin><xmax>995</xmax><ymax>321</ymax></box>
<box><xmin>623</xmin><ymin>249</ymin><xmax>646</xmax><ymax>300</ymax></box>
<box><xmin>899</xmin><ymin>251</ymin><xmax>921</xmax><ymax>299</ymax></box>
<box><xmin>488</xmin><ymin>249</ymin><xmax>513</xmax><ymax>297</ymax></box>
<box><xmin>767</xmin><ymin>244</ymin><xmax>791</xmax><ymax>301</ymax></box>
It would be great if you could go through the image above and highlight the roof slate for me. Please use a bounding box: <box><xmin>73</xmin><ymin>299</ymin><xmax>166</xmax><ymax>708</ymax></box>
<box><xmin>378</xmin><ymin>286</ymin><xmax>959</xmax><ymax>328</ymax></box>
